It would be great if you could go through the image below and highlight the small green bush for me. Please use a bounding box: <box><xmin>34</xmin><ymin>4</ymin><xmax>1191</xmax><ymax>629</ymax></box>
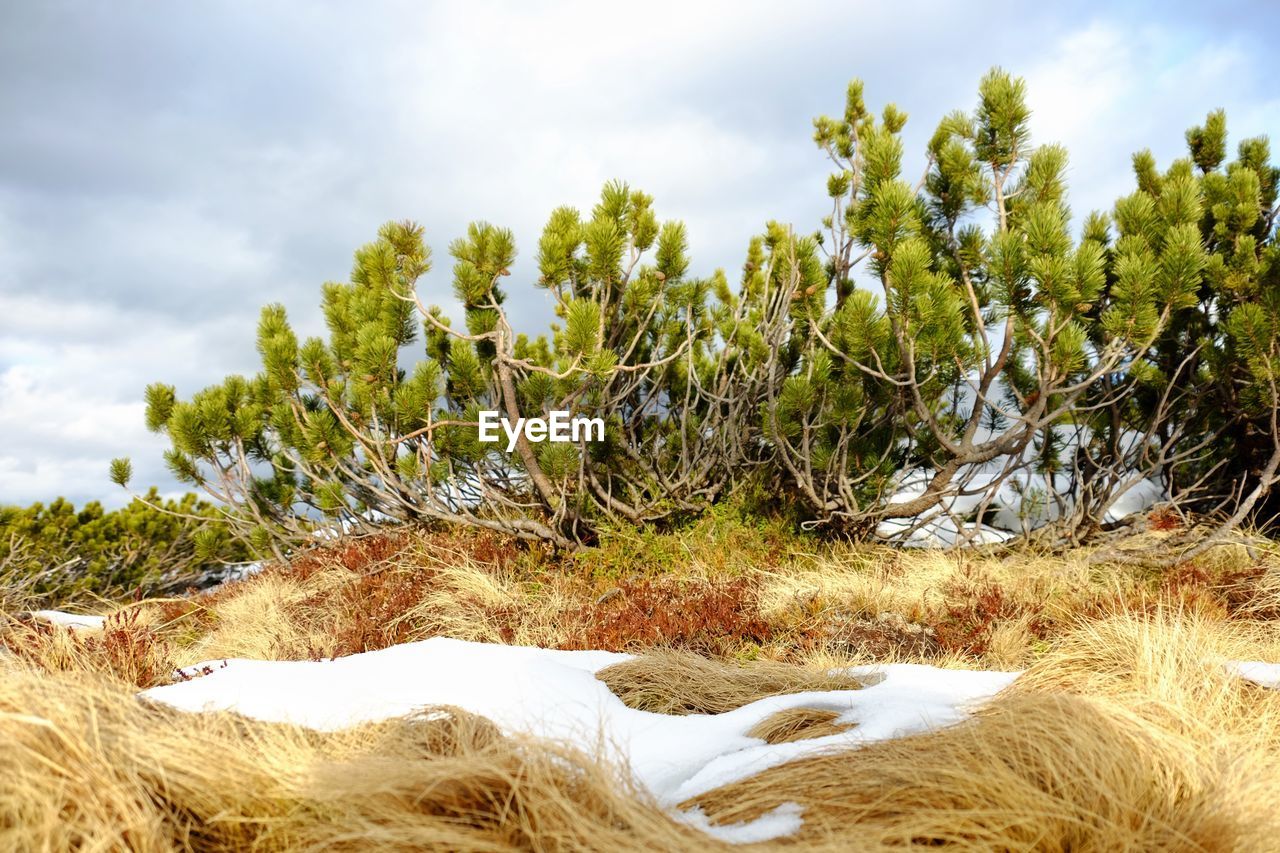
<box><xmin>0</xmin><ymin>492</ymin><xmax>248</xmax><ymax>607</ymax></box>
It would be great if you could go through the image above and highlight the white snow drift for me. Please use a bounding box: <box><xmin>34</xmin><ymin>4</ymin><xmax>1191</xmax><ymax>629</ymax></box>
<box><xmin>142</xmin><ymin>637</ymin><xmax>1019</xmax><ymax>843</ymax></box>
<box><xmin>1227</xmin><ymin>661</ymin><xmax>1280</xmax><ymax>690</ymax></box>
<box><xmin>26</xmin><ymin>610</ymin><xmax>106</xmax><ymax>630</ymax></box>
<box><xmin>876</xmin><ymin>375</ymin><xmax>1164</xmax><ymax>546</ymax></box>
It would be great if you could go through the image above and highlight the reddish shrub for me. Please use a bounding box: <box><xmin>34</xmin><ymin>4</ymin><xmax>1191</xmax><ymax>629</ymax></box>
<box><xmin>197</xmin><ymin>532</ymin><xmax>415</xmax><ymax>613</ymax></box>
<box><xmin>1223</xmin><ymin>564</ymin><xmax>1278</xmax><ymax>618</ymax></box>
<box><xmin>1159</xmin><ymin>563</ymin><xmax>1219</xmax><ymax>613</ymax></box>
<box><xmin>153</xmin><ymin>599</ymin><xmax>203</xmax><ymax>623</ymax></box>
<box><xmin>1159</xmin><ymin>561</ymin><xmax>1273</xmax><ymax>618</ymax></box>
<box><xmin>930</xmin><ymin>575</ymin><xmax>1047</xmax><ymax>657</ymax></box>
<box><xmin>1148</xmin><ymin>508</ymin><xmax>1183</xmax><ymax>532</ymax></box>
<box><xmin>559</xmin><ymin>578</ymin><xmax>772</xmax><ymax>656</ymax></box>
<box><xmin>287</xmin><ymin>532</ymin><xmax>410</xmax><ymax>580</ymax></box>
<box><xmin>321</xmin><ymin>567</ymin><xmax>441</xmax><ymax>657</ymax></box>
<box><xmin>3</xmin><ymin>609</ymin><xmax>177</xmax><ymax>688</ymax></box>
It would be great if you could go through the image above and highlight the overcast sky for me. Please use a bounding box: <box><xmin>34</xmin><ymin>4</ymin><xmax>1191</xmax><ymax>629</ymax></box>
<box><xmin>2</xmin><ymin>1</ymin><xmax>1277</xmax><ymax>508</ymax></box>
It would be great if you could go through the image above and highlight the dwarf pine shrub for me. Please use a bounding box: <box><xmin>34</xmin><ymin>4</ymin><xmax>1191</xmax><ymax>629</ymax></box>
<box><xmin>126</xmin><ymin>184</ymin><xmax>779</xmax><ymax>551</ymax></box>
<box><xmin>120</xmin><ymin>69</ymin><xmax>1279</xmax><ymax>553</ymax></box>
<box><xmin>0</xmin><ymin>492</ymin><xmax>246</xmax><ymax>604</ymax></box>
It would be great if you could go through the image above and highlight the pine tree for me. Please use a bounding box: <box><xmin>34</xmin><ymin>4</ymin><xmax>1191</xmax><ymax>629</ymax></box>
<box><xmin>0</xmin><ymin>492</ymin><xmax>246</xmax><ymax>604</ymax></box>
<box><xmin>118</xmin><ymin>70</ymin><xmax>1278</xmax><ymax>554</ymax></box>
<box><xmin>127</xmin><ymin>190</ymin><xmax>768</xmax><ymax>551</ymax></box>
<box><xmin>1104</xmin><ymin>114</ymin><xmax>1280</xmax><ymax>557</ymax></box>
<box><xmin>766</xmin><ymin>69</ymin><xmax>1210</xmax><ymax>542</ymax></box>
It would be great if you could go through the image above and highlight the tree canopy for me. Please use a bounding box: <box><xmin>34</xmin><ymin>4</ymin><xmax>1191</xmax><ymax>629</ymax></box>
<box><xmin>119</xmin><ymin>68</ymin><xmax>1279</xmax><ymax>558</ymax></box>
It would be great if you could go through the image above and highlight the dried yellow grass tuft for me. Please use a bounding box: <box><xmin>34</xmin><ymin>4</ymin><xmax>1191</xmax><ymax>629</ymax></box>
<box><xmin>0</xmin><ymin>663</ymin><xmax>713</xmax><ymax>852</ymax></box>
<box><xmin>683</xmin><ymin>610</ymin><xmax>1280</xmax><ymax>851</ymax></box>
<box><xmin>746</xmin><ymin>707</ymin><xmax>857</xmax><ymax>744</ymax></box>
<box><xmin>597</xmin><ymin>648</ymin><xmax>865</xmax><ymax>715</ymax></box>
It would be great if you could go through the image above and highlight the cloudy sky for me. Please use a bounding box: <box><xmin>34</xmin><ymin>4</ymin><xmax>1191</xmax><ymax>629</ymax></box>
<box><xmin>2</xmin><ymin>1</ymin><xmax>1277</xmax><ymax>508</ymax></box>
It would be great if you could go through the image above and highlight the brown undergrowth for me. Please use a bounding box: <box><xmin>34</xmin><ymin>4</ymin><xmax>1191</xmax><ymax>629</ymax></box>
<box><xmin>4</xmin><ymin>522</ymin><xmax>1280</xmax><ymax>849</ymax></box>
<box><xmin>5</xmin><ymin>519</ymin><xmax>1280</xmax><ymax>685</ymax></box>
<box><xmin>2</xmin><ymin>609</ymin><xmax>1279</xmax><ymax>850</ymax></box>
<box><xmin>0</xmin><ymin>665</ymin><xmax>710</xmax><ymax>852</ymax></box>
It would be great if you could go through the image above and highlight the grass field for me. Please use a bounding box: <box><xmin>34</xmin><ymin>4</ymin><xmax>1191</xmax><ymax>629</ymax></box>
<box><xmin>4</xmin><ymin>513</ymin><xmax>1280</xmax><ymax>850</ymax></box>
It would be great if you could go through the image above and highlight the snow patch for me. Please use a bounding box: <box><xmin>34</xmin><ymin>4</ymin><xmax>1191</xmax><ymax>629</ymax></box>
<box><xmin>1228</xmin><ymin>661</ymin><xmax>1280</xmax><ymax>689</ymax></box>
<box><xmin>26</xmin><ymin>610</ymin><xmax>106</xmax><ymax>630</ymax></box>
<box><xmin>675</xmin><ymin>801</ymin><xmax>805</xmax><ymax>844</ymax></box>
<box><xmin>143</xmin><ymin>637</ymin><xmax>1018</xmax><ymax>842</ymax></box>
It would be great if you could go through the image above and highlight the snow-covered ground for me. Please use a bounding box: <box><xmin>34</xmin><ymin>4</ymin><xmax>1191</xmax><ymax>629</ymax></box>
<box><xmin>142</xmin><ymin>637</ymin><xmax>1019</xmax><ymax>843</ymax></box>
<box><xmin>26</xmin><ymin>610</ymin><xmax>106</xmax><ymax>630</ymax></box>
<box><xmin>1227</xmin><ymin>661</ymin><xmax>1280</xmax><ymax>690</ymax></box>
<box><xmin>217</xmin><ymin>561</ymin><xmax>262</xmax><ymax>584</ymax></box>
<box><xmin>875</xmin><ymin>375</ymin><xmax>1164</xmax><ymax>546</ymax></box>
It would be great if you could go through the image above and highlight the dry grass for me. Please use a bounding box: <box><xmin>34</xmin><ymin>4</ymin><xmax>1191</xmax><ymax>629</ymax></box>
<box><xmin>7</xmin><ymin>524</ymin><xmax>1280</xmax><ymax>682</ymax></box>
<box><xmin>683</xmin><ymin>611</ymin><xmax>1280</xmax><ymax>851</ymax></box>
<box><xmin>688</xmin><ymin>690</ymin><xmax>1279</xmax><ymax>851</ymax></box>
<box><xmin>0</xmin><ymin>663</ymin><xmax>714</xmax><ymax>852</ymax></box>
<box><xmin>597</xmin><ymin>648</ymin><xmax>865</xmax><ymax>715</ymax></box>
<box><xmin>2</xmin><ymin>609</ymin><xmax>178</xmax><ymax>688</ymax></box>
<box><xmin>745</xmin><ymin>707</ymin><xmax>857</xmax><ymax>744</ymax></box>
<box><xmin>4</xmin><ymin>524</ymin><xmax>1280</xmax><ymax>849</ymax></box>
<box><xmin>3</xmin><ymin>609</ymin><xmax>1279</xmax><ymax>850</ymax></box>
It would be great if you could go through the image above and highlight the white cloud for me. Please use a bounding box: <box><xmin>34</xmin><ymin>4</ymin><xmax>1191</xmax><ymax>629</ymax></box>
<box><xmin>0</xmin><ymin>292</ymin><xmax>254</xmax><ymax>507</ymax></box>
<box><xmin>0</xmin><ymin>364</ymin><xmax>161</xmax><ymax>508</ymax></box>
<box><xmin>0</xmin><ymin>3</ymin><xmax>1275</xmax><ymax>508</ymax></box>
<box><xmin>1023</xmin><ymin>21</ymin><xmax>1280</xmax><ymax>226</ymax></box>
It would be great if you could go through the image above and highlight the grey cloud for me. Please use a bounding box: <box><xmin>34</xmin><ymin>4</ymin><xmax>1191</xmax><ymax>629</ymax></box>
<box><xmin>1</xmin><ymin>0</ymin><xmax>1277</xmax><ymax>507</ymax></box>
